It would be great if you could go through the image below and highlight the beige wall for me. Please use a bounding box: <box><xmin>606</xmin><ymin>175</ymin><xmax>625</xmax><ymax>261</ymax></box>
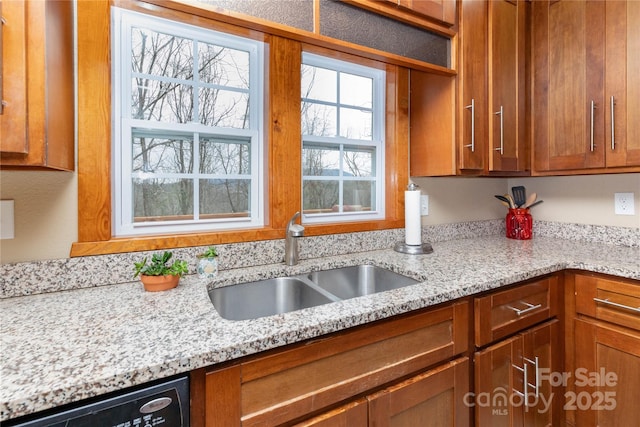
<box><xmin>1</xmin><ymin>171</ymin><xmax>638</xmax><ymax>264</ymax></box>
<box><xmin>413</xmin><ymin>173</ymin><xmax>639</xmax><ymax>229</ymax></box>
<box><xmin>508</xmin><ymin>173</ymin><xmax>640</xmax><ymax>228</ymax></box>
<box><xmin>411</xmin><ymin>176</ymin><xmax>507</xmax><ymax>224</ymax></box>
<box><xmin>1</xmin><ymin>171</ymin><xmax>78</xmax><ymax>263</ymax></box>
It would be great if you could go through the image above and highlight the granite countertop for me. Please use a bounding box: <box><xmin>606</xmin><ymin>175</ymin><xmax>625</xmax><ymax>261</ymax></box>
<box><xmin>1</xmin><ymin>235</ymin><xmax>639</xmax><ymax>422</ymax></box>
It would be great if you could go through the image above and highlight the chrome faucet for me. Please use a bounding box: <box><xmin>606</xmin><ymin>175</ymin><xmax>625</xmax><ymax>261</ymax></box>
<box><xmin>284</xmin><ymin>211</ymin><xmax>304</xmax><ymax>266</ymax></box>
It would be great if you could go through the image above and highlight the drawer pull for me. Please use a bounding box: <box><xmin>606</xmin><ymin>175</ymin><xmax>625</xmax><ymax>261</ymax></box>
<box><xmin>593</xmin><ymin>298</ymin><xmax>640</xmax><ymax>314</ymax></box>
<box><xmin>507</xmin><ymin>302</ymin><xmax>542</xmax><ymax>316</ymax></box>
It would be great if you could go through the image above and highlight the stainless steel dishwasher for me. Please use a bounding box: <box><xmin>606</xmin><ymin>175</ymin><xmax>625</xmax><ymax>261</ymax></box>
<box><xmin>5</xmin><ymin>375</ymin><xmax>189</xmax><ymax>427</ymax></box>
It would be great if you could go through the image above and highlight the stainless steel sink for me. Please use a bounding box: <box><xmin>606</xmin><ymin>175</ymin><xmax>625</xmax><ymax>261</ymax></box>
<box><xmin>208</xmin><ymin>265</ymin><xmax>419</xmax><ymax>320</ymax></box>
<box><xmin>209</xmin><ymin>277</ymin><xmax>336</xmax><ymax>321</ymax></box>
<box><xmin>307</xmin><ymin>265</ymin><xmax>419</xmax><ymax>299</ymax></box>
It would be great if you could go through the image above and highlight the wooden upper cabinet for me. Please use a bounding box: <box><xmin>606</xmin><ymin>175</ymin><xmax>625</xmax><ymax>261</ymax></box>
<box><xmin>532</xmin><ymin>0</ymin><xmax>640</xmax><ymax>173</ymax></box>
<box><xmin>458</xmin><ymin>0</ymin><xmax>487</xmax><ymax>172</ymax></box>
<box><xmin>396</xmin><ymin>0</ymin><xmax>457</xmax><ymax>25</ymax></box>
<box><xmin>0</xmin><ymin>0</ymin><xmax>74</xmax><ymax>170</ymax></box>
<box><xmin>488</xmin><ymin>0</ymin><xmax>527</xmax><ymax>173</ymax></box>
<box><xmin>605</xmin><ymin>0</ymin><xmax>640</xmax><ymax>167</ymax></box>
<box><xmin>0</xmin><ymin>0</ymin><xmax>28</xmax><ymax>154</ymax></box>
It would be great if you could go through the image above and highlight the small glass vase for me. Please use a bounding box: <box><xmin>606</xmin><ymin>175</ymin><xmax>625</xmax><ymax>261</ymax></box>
<box><xmin>197</xmin><ymin>257</ymin><xmax>218</xmax><ymax>279</ymax></box>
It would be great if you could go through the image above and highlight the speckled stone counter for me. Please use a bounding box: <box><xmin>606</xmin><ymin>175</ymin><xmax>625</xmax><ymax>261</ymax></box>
<box><xmin>1</xmin><ymin>234</ymin><xmax>639</xmax><ymax>422</ymax></box>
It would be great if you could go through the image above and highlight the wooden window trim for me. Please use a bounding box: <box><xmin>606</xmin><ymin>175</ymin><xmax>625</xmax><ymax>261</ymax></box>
<box><xmin>71</xmin><ymin>0</ymin><xmax>409</xmax><ymax>257</ymax></box>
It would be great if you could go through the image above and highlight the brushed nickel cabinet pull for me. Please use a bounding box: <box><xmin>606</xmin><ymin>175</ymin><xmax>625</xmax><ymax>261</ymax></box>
<box><xmin>512</xmin><ymin>361</ymin><xmax>529</xmax><ymax>408</ymax></box>
<box><xmin>494</xmin><ymin>105</ymin><xmax>504</xmax><ymax>155</ymax></box>
<box><xmin>590</xmin><ymin>100</ymin><xmax>596</xmax><ymax>152</ymax></box>
<box><xmin>610</xmin><ymin>96</ymin><xmax>616</xmax><ymax>150</ymax></box>
<box><xmin>524</xmin><ymin>356</ymin><xmax>540</xmax><ymax>398</ymax></box>
<box><xmin>507</xmin><ymin>302</ymin><xmax>542</xmax><ymax>316</ymax></box>
<box><xmin>593</xmin><ymin>297</ymin><xmax>640</xmax><ymax>313</ymax></box>
<box><xmin>464</xmin><ymin>99</ymin><xmax>475</xmax><ymax>152</ymax></box>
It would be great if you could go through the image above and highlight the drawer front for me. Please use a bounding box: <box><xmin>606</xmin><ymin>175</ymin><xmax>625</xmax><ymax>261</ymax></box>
<box><xmin>238</xmin><ymin>301</ymin><xmax>469</xmax><ymax>427</ymax></box>
<box><xmin>575</xmin><ymin>273</ymin><xmax>640</xmax><ymax>331</ymax></box>
<box><xmin>475</xmin><ymin>275</ymin><xmax>559</xmax><ymax>347</ymax></box>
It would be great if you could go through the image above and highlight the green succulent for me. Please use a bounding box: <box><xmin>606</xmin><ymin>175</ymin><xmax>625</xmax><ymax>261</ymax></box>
<box><xmin>133</xmin><ymin>251</ymin><xmax>188</xmax><ymax>278</ymax></box>
<box><xmin>198</xmin><ymin>246</ymin><xmax>218</xmax><ymax>258</ymax></box>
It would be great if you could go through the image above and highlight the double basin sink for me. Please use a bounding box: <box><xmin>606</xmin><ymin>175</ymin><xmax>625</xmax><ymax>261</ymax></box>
<box><xmin>208</xmin><ymin>265</ymin><xmax>419</xmax><ymax>320</ymax></box>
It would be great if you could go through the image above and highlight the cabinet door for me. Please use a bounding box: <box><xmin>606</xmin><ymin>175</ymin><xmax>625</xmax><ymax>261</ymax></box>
<box><xmin>574</xmin><ymin>319</ymin><xmax>640</xmax><ymax>427</ymax></box>
<box><xmin>292</xmin><ymin>399</ymin><xmax>368</xmax><ymax>427</ymax></box>
<box><xmin>398</xmin><ymin>0</ymin><xmax>456</xmax><ymax>25</ymax></box>
<box><xmin>0</xmin><ymin>0</ymin><xmax>74</xmax><ymax>170</ymax></box>
<box><xmin>475</xmin><ymin>320</ymin><xmax>561</xmax><ymax>427</ymax></box>
<box><xmin>488</xmin><ymin>0</ymin><xmax>526</xmax><ymax>172</ymax></box>
<box><xmin>521</xmin><ymin>319</ymin><xmax>562</xmax><ymax>427</ymax></box>
<box><xmin>458</xmin><ymin>0</ymin><xmax>487</xmax><ymax>172</ymax></box>
<box><xmin>532</xmin><ymin>0</ymin><xmax>605</xmax><ymax>171</ymax></box>
<box><xmin>0</xmin><ymin>0</ymin><xmax>28</xmax><ymax>153</ymax></box>
<box><xmin>368</xmin><ymin>357</ymin><xmax>470</xmax><ymax>427</ymax></box>
<box><xmin>475</xmin><ymin>334</ymin><xmax>524</xmax><ymax>426</ymax></box>
<box><xmin>605</xmin><ymin>0</ymin><xmax>640</xmax><ymax>167</ymax></box>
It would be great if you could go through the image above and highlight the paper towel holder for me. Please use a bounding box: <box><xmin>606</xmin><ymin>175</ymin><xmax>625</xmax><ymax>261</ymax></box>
<box><xmin>394</xmin><ymin>241</ymin><xmax>433</xmax><ymax>255</ymax></box>
<box><xmin>394</xmin><ymin>183</ymin><xmax>433</xmax><ymax>255</ymax></box>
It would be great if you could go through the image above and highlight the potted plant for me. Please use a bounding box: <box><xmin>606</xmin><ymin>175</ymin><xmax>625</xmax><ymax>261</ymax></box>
<box><xmin>133</xmin><ymin>251</ymin><xmax>188</xmax><ymax>292</ymax></box>
<box><xmin>197</xmin><ymin>246</ymin><xmax>219</xmax><ymax>279</ymax></box>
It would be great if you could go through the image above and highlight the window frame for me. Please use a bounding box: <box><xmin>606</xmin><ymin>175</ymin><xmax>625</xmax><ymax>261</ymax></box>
<box><xmin>73</xmin><ymin>1</ymin><xmax>415</xmax><ymax>257</ymax></box>
<box><xmin>112</xmin><ymin>8</ymin><xmax>265</xmax><ymax>237</ymax></box>
<box><xmin>300</xmin><ymin>52</ymin><xmax>386</xmax><ymax>224</ymax></box>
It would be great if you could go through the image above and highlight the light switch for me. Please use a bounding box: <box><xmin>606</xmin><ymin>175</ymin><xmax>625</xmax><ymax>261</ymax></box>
<box><xmin>1</xmin><ymin>200</ymin><xmax>15</xmax><ymax>239</ymax></box>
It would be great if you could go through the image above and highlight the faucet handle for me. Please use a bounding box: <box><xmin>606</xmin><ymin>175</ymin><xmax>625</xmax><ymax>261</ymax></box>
<box><xmin>287</xmin><ymin>211</ymin><xmax>304</xmax><ymax>236</ymax></box>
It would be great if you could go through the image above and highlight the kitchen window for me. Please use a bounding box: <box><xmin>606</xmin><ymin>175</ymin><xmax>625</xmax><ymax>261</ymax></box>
<box><xmin>301</xmin><ymin>52</ymin><xmax>385</xmax><ymax>223</ymax></box>
<box><xmin>112</xmin><ymin>8</ymin><xmax>265</xmax><ymax>236</ymax></box>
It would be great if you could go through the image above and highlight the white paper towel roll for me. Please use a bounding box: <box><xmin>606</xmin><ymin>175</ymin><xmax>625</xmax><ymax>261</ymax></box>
<box><xmin>405</xmin><ymin>189</ymin><xmax>422</xmax><ymax>246</ymax></box>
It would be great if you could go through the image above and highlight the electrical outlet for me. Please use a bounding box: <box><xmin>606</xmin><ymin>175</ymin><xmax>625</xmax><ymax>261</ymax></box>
<box><xmin>614</xmin><ymin>192</ymin><xmax>635</xmax><ymax>215</ymax></box>
<box><xmin>420</xmin><ymin>195</ymin><xmax>429</xmax><ymax>216</ymax></box>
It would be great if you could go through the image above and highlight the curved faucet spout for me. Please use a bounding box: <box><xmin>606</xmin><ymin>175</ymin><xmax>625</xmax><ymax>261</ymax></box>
<box><xmin>285</xmin><ymin>211</ymin><xmax>304</xmax><ymax>265</ymax></box>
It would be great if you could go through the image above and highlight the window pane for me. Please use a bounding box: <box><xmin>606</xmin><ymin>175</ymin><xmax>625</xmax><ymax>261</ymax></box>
<box><xmin>131</xmin><ymin>28</ymin><xmax>193</xmax><ymax>79</ymax></box>
<box><xmin>133</xmin><ymin>135</ymin><xmax>193</xmax><ymax>174</ymax></box>
<box><xmin>303</xmin><ymin>180</ymin><xmax>338</xmax><ymax>212</ymax></box>
<box><xmin>131</xmin><ymin>79</ymin><xmax>193</xmax><ymax>122</ymax></box>
<box><xmin>199</xmin><ymin>88</ymin><xmax>249</xmax><ymax>128</ymax></box>
<box><xmin>198</xmin><ymin>44</ymin><xmax>249</xmax><ymax>89</ymax></box>
<box><xmin>200</xmin><ymin>179</ymin><xmax>250</xmax><ymax>216</ymax></box>
<box><xmin>301</xmin><ymin>65</ymin><xmax>336</xmax><ymax>103</ymax></box>
<box><xmin>133</xmin><ymin>178</ymin><xmax>194</xmax><ymax>221</ymax></box>
<box><xmin>199</xmin><ymin>137</ymin><xmax>251</xmax><ymax>175</ymax></box>
<box><xmin>339</xmin><ymin>107</ymin><xmax>372</xmax><ymax>140</ymax></box>
<box><xmin>342</xmin><ymin>146</ymin><xmax>374</xmax><ymax>177</ymax></box>
<box><xmin>302</xmin><ymin>102</ymin><xmax>337</xmax><ymax>136</ymax></box>
<box><xmin>303</xmin><ymin>145</ymin><xmax>340</xmax><ymax>176</ymax></box>
<box><xmin>340</xmin><ymin>72</ymin><xmax>372</xmax><ymax>108</ymax></box>
<box><xmin>343</xmin><ymin>180</ymin><xmax>374</xmax><ymax>210</ymax></box>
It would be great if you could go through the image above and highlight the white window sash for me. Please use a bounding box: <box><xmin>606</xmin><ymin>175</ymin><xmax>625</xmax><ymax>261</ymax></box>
<box><xmin>112</xmin><ymin>8</ymin><xmax>264</xmax><ymax>236</ymax></box>
<box><xmin>301</xmin><ymin>53</ymin><xmax>385</xmax><ymax>224</ymax></box>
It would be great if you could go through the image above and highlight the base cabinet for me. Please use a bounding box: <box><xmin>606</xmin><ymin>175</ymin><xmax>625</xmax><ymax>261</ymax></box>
<box><xmin>473</xmin><ymin>275</ymin><xmax>563</xmax><ymax>427</ymax></box>
<box><xmin>295</xmin><ymin>357</ymin><xmax>470</xmax><ymax>427</ymax></box>
<box><xmin>573</xmin><ymin>319</ymin><xmax>640</xmax><ymax>427</ymax></box>
<box><xmin>201</xmin><ymin>301</ymin><xmax>469</xmax><ymax>426</ymax></box>
<box><xmin>474</xmin><ymin>320</ymin><xmax>561</xmax><ymax>427</ymax></box>
<box><xmin>568</xmin><ymin>272</ymin><xmax>640</xmax><ymax>426</ymax></box>
<box><xmin>368</xmin><ymin>358</ymin><xmax>470</xmax><ymax>427</ymax></box>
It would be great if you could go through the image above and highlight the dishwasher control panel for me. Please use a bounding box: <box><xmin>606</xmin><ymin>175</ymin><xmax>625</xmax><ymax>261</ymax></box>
<box><xmin>7</xmin><ymin>376</ymin><xmax>189</xmax><ymax>427</ymax></box>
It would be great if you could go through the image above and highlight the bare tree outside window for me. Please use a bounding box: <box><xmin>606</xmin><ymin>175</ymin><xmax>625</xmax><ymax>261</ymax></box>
<box><xmin>301</xmin><ymin>60</ymin><xmax>379</xmax><ymax>216</ymax></box>
<box><xmin>129</xmin><ymin>26</ymin><xmax>253</xmax><ymax>222</ymax></box>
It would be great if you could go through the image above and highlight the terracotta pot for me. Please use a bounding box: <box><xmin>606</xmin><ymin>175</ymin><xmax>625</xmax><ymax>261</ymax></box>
<box><xmin>140</xmin><ymin>274</ymin><xmax>180</xmax><ymax>292</ymax></box>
